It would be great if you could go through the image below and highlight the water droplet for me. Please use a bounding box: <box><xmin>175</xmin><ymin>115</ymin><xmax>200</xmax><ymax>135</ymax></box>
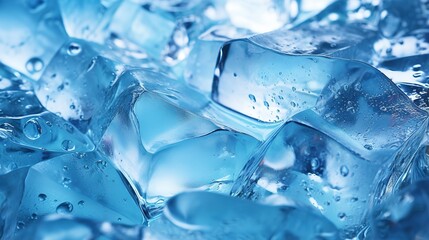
<box><xmin>78</xmin><ymin>200</ymin><xmax>85</xmax><ymax>206</ymax></box>
<box><xmin>338</xmin><ymin>212</ymin><xmax>346</xmax><ymax>220</ymax></box>
<box><xmin>412</xmin><ymin>64</ymin><xmax>422</xmax><ymax>71</ymax></box>
<box><xmin>248</xmin><ymin>94</ymin><xmax>256</xmax><ymax>103</ymax></box>
<box><xmin>413</xmin><ymin>72</ymin><xmax>423</xmax><ymax>78</ymax></box>
<box><xmin>61</xmin><ymin>140</ymin><xmax>76</xmax><ymax>151</ymax></box>
<box><xmin>56</xmin><ymin>202</ymin><xmax>73</xmax><ymax>214</ymax></box>
<box><xmin>335</xmin><ymin>196</ymin><xmax>341</xmax><ymax>202</ymax></box>
<box><xmin>67</xmin><ymin>42</ymin><xmax>82</xmax><ymax>56</ymax></box>
<box><xmin>263</xmin><ymin>101</ymin><xmax>269</xmax><ymax>108</ymax></box>
<box><xmin>364</xmin><ymin>144</ymin><xmax>373</xmax><ymax>150</ymax></box>
<box><xmin>25</xmin><ymin>58</ymin><xmax>44</xmax><ymax>74</ymax></box>
<box><xmin>292</xmin><ymin>87</ymin><xmax>296</xmax><ymax>91</ymax></box>
<box><xmin>62</xmin><ymin>177</ymin><xmax>72</xmax><ymax>186</ymax></box>
<box><xmin>38</xmin><ymin>193</ymin><xmax>47</xmax><ymax>201</ymax></box>
<box><xmin>310</xmin><ymin>158</ymin><xmax>320</xmax><ymax>171</ymax></box>
<box><xmin>340</xmin><ymin>165</ymin><xmax>349</xmax><ymax>177</ymax></box>
<box><xmin>69</xmin><ymin>104</ymin><xmax>76</xmax><ymax>110</ymax></box>
<box><xmin>16</xmin><ymin>221</ymin><xmax>25</xmax><ymax>230</ymax></box>
<box><xmin>290</xmin><ymin>101</ymin><xmax>296</xmax><ymax>107</ymax></box>
<box><xmin>96</xmin><ymin>160</ymin><xmax>107</xmax><ymax>169</ymax></box>
<box><xmin>23</xmin><ymin>118</ymin><xmax>42</xmax><ymax>140</ymax></box>
<box><xmin>31</xmin><ymin>213</ymin><xmax>38</xmax><ymax>220</ymax></box>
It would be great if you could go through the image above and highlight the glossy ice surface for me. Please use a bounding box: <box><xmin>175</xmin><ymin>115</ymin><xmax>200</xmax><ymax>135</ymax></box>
<box><xmin>1</xmin><ymin>0</ymin><xmax>429</xmax><ymax>239</ymax></box>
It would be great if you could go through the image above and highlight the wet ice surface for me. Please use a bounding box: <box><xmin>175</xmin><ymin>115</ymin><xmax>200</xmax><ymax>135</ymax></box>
<box><xmin>1</xmin><ymin>0</ymin><xmax>429</xmax><ymax>239</ymax></box>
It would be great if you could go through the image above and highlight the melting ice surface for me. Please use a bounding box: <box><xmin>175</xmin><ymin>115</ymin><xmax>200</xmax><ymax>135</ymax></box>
<box><xmin>0</xmin><ymin>0</ymin><xmax>429</xmax><ymax>239</ymax></box>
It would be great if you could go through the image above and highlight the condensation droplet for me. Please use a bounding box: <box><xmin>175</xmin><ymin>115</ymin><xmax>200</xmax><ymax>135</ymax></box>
<box><xmin>248</xmin><ymin>94</ymin><xmax>256</xmax><ymax>103</ymax></box>
<box><xmin>23</xmin><ymin>118</ymin><xmax>42</xmax><ymax>140</ymax></box>
<box><xmin>38</xmin><ymin>193</ymin><xmax>47</xmax><ymax>201</ymax></box>
<box><xmin>56</xmin><ymin>202</ymin><xmax>74</xmax><ymax>214</ymax></box>
<box><xmin>25</xmin><ymin>58</ymin><xmax>44</xmax><ymax>74</ymax></box>
<box><xmin>412</xmin><ymin>64</ymin><xmax>422</xmax><ymax>71</ymax></box>
<box><xmin>364</xmin><ymin>144</ymin><xmax>373</xmax><ymax>150</ymax></box>
<box><xmin>340</xmin><ymin>165</ymin><xmax>349</xmax><ymax>177</ymax></box>
<box><xmin>61</xmin><ymin>140</ymin><xmax>76</xmax><ymax>151</ymax></box>
<box><xmin>67</xmin><ymin>42</ymin><xmax>82</xmax><ymax>56</ymax></box>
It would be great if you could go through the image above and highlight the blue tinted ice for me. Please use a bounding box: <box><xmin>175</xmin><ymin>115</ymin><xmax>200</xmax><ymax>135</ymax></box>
<box><xmin>0</xmin><ymin>169</ymin><xmax>28</xmax><ymax>239</ymax></box>
<box><xmin>147</xmin><ymin>191</ymin><xmax>339</xmax><ymax>239</ymax></box>
<box><xmin>231</xmin><ymin>60</ymin><xmax>428</xmax><ymax>236</ymax></box>
<box><xmin>369</xmin><ymin>179</ymin><xmax>429</xmax><ymax>239</ymax></box>
<box><xmin>35</xmin><ymin>38</ymin><xmax>139</xmax><ymax>143</ymax></box>
<box><xmin>101</xmin><ymin>78</ymin><xmax>260</xmax><ymax>217</ymax></box>
<box><xmin>133</xmin><ymin>92</ymin><xmax>218</xmax><ymax>153</ymax></box>
<box><xmin>15</xmin><ymin>215</ymin><xmax>144</xmax><ymax>240</ymax></box>
<box><xmin>16</xmin><ymin>151</ymin><xmax>144</xmax><ymax>229</ymax></box>
<box><xmin>379</xmin><ymin>0</ymin><xmax>429</xmax><ymax>38</ymax></box>
<box><xmin>0</xmin><ymin>0</ymin><xmax>67</xmax><ymax>79</ymax></box>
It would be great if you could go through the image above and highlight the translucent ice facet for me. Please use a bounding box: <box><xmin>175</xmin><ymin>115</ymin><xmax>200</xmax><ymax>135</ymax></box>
<box><xmin>147</xmin><ymin>191</ymin><xmax>339</xmax><ymax>239</ymax></box>
<box><xmin>133</xmin><ymin>91</ymin><xmax>218</xmax><ymax>153</ymax></box>
<box><xmin>231</xmin><ymin>60</ymin><xmax>428</xmax><ymax>235</ymax></box>
<box><xmin>15</xmin><ymin>215</ymin><xmax>144</xmax><ymax>240</ymax></box>
<box><xmin>379</xmin><ymin>0</ymin><xmax>429</xmax><ymax>38</ymax></box>
<box><xmin>145</xmin><ymin>130</ymin><xmax>259</xmax><ymax>214</ymax></box>
<box><xmin>35</xmin><ymin>38</ymin><xmax>140</xmax><ymax>143</ymax></box>
<box><xmin>0</xmin><ymin>168</ymin><xmax>28</xmax><ymax>239</ymax></box>
<box><xmin>369</xmin><ymin>179</ymin><xmax>429</xmax><ymax>239</ymax></box>
<box><xmin>0</xmin><ymin>0</ymin><xmax>67</xmax><ymax>79</ymax></box>
<box><xmin>16</xmin><ymin>152</ymin><xmax>144</xmax><ymax>228</ymax></box>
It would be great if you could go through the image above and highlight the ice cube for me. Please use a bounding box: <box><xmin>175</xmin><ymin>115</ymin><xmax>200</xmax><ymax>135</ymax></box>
<box><xmin>147</xmin><ymin>191</ymin><xmax>339</xmax><ymax>239</ymax></box>
<box><xmin>0</xmin><ymin>168</ymin><xmax>28</xmax><ymax>239</ymax></box>
<box><xmin>0</xmin><ymin>68</ymin><xmax>94</xmax><ymax>174</ymax></box>
<box><xmin>16</xmin><ymin>152</ymin><xmax>144</xmax><ymax>228</ymax></box>
<box><xmin>369</xmin><ymin>179</ymin><xmax>429</xmax><ymax>239</ymax></box>
<box><xmin>14</xmin><ymin>214</ymin><xmax>144</xmax><ymax>240</ymax></box>
<box><xmin>101</xmin><ymin>79</ymin><xmax>260</xmax><ymax>218</ymax></box>
<box><xmin>35</xmin><ymin>38</ymin><xmax>140</xmax><ymax>143</ymax></box>
<box><xmin>0</xmin><ymin>0</ymin><xmax>67</xmax><ymax>79</ymax></box>
<box><xmin>231</xmin><ymin>60</ymin><xmax>428</xmax><ymax>236</ymax></box>
<box><xmin>379</xmin><ymin>0</ymin><xmax>429</xmax><ymax>38</ymax></box>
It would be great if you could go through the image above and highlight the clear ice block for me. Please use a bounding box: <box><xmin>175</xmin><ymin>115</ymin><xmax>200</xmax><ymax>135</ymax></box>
<box><xmin>369</xmin><ymin>179</ymin><xmax>429</xmax><ymax>239</ymax></box>
<box><xmin>147</xmin><ymin>191</ymin><xmax>339</xmax><ymax>239</ymax></box>
<box><xmin>0</xmin><ymin>0</ymin><xmax>67</xmax><ymax>79</ymax></box>
<box><xmin>35</xmin><ymin>38</ymin><xmax>140</xmax><ymax>143</ymax></box>
<box><xmin>231</xmin><ymin>59</ymin><xmax>429</xmax><ymax>236</ymax></box>
<box><xmin>0</xmin><ymin>169</ymin><xmax>28</xmax><ymax>239</ymax></box>
<box><xmin>16</xmin><ymin>152</ymin><xmax>144</xmax><ymax>229</ymax></box>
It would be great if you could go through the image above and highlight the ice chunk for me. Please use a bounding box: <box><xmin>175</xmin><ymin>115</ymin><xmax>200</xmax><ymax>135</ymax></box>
<box><xmin>59</xmin><ymin>0</ymin><xmax>209</xmax><ymax>64</ymax></box>
<box><xmin>184</xmin><ymin>25</ymin><xmax>252</xmax><ymax>93</ymax></box>
<box><xmin>133</xmin><ymin>91</ymin><xmax>218</xmax><ymax>153</ymax></box>
<box><xmin>369</xmin><ymin>179</ymin><xmax>429</xmax><ymax>239</ymax></box>
<box><xmin>0</xmin><ymin>0</ymin><xmax>67</xmax><ymax>79</ymax></box>
<box><xmin>0</xmin><ymin>89</ymin><xmax>94</xmax><ymax>175</ymax></box>
<box><xmin>16</xmin><ymin>152</ymin><xmax>145</xmax><ymax>228</ymax></box>
<box><xmin>35</xmin><ymin>38</ymin><xmax>140</xmax><ymax>143</ymax></box>
<box><xmin>377</xmin><ymin>54</ymin><xmax>429</xmax><ymax>109</ymax></box>
<box><xmin>231</xmin><ymin>62</ymin><xmax>428</xmax><ymax>236</ymax></box>
<box><xmin>145</xmin><ymin>130</ymin><xmax>259</xmax><ymax>215</ymax></box>
<box><xmin>0</xmin><ymin>168</ymin><xmax>28</xmax><ymax>239</ymax></box>
<box><xmin>147</xmin><ymin>191</ymin><xmax>339</xmax><ymax>239</ymax></box>
<box><xmin>101</xmin><ymin>73</ymin><xmax>260</xmax><ymax>218</ymax></box>
<box><xmin>212</xmin><ymin>39</ymin><xmax>334</xmax><ymax>123</ymax></box>
<box><xmin>379</xmin><ymin>0</ymin><xmax>429</xmax><ymax>38</ymax></box>
<box><xmin>14</xmin><ymin>215</ymin><xmax>144</xmax><ymax>240</ymax></box>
